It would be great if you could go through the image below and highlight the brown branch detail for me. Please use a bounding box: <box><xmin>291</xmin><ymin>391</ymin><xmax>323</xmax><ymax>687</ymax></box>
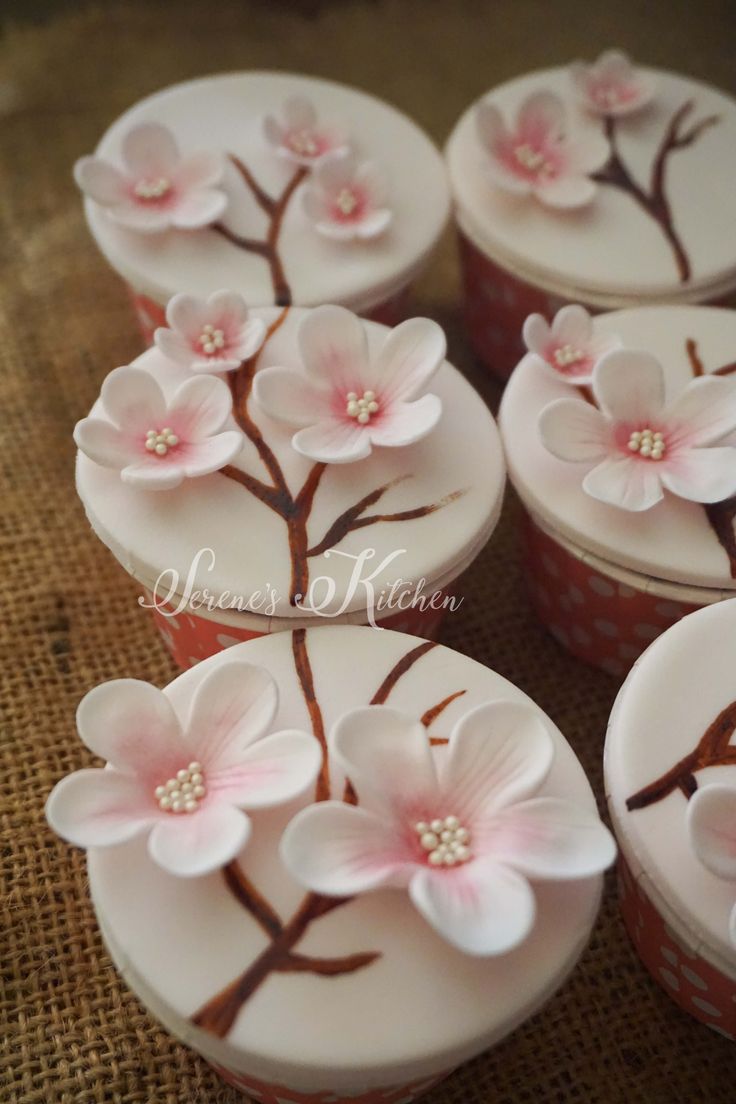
<box><xmin>592</xmin><ymin>104</ymin><xmax>719</xmax><ymax>284</ymax></box>
<box><xmin>223</xmin><ymin>860</ymin><xmax>283</xmax><ymax>938</ymax></box>
<box><xmin>421</xmin><ymin>690</ymin><xmax>466</xmax><ymax>729</ymax></box>
<box><xmin>292</xmin><ymin>628</ymin><xmax>330</xmax><ymax>802</ymax></box>
<box><xmin>278</xmin><ymin>950</ymin><xmax>381</xmax><ymax>975</ymax></box>
<box><xmin>626</xmin><ymin>698</ymin><xmax>736</xmax><ymax>811</ymax></box>
<box><xmin>213</xmin><ymin>156</ymin><xmax>308</xmax><ymax>305</ymax></box>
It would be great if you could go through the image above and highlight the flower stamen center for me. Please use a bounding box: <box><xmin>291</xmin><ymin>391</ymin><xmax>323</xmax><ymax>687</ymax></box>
<box><xmin>514</xmin><ymin>143</ymin><xmax>552</xmax><ymax>175</ymax></box>
<box><xmin>346</xmin><ymin>389</ymin><xmax>380</xmax><ymax>424</ymax></box>
<box><xmin>336</xmin><ymin>187</ymin><xmax>359</xmax><ymax>216</ymax></box>
<box><xmin>198</xmin><ymin>323</ymin><xmax>226</xmax><ymax>355</ymax></box>
<box><xmin>628</xmin><ymin>427</ymin><xmax>666</xmax><ymax>460</ymax></box>
<box><xmin>553</xmin><ymin>343</ymin><xmax>584</xmax><ymax>368</ymax></box>
<box><xmin>134</xmin><ymin>176</ymin><xmax>171</xmax><ymax>200</ymax></box>
<box><xmin>414</xmin><ymin>815</ymin><xmax>472</xmax><ymax>866</ymax></box>
<box><xmin>145</xmin><ymin>427</ymin><xmax>179</xmax><ymax>456</ymax></box>
<box><xmin>154</xmin><ymin>761</ymin><xmax>206</xmax><ymax>814</ymax></box>
<box><xmin>289</xmin><ymin>129</ymin><xmax>319</xmax><ymax>157</ymax></box>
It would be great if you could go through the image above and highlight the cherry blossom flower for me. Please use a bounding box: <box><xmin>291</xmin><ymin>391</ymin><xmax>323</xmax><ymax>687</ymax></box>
<box><xmin>523</xmin><ymin>305</ymin><xmax>621</xmax><ymax>385</ymax></box>
<box><xmin>570</xmin><ymin>50</ymin><xmax>657</xmax><ymax>117</ymax></box>
<box><xmin>253</xmin><ymin>305</ymin><xmax>443</xmax><ymax>464</ymax></box>
<box><xmin>302</xmin><ymin>154</ymin><xmax>392</xmax><ymax>241</ymax></box>
<box><xmin>46</xmin><ymin>662</ymin><xmax>321</xmax><ymax>878</ymax></box>
<box><xmin>281</xmin><ymin>702</ymin><xmax>615</xmax><ymax>955</ymax></box>
<box><xmin>263</xmin><ymin>96</ymin><xmax>349</xmax><ymax>167</ymax></box>
<box><xmin>538</xmin><ymin>350</ymin><xmax>736</xmax><ymax>512</ymax></box>
<box><xmin>475</xmin><ymin>90</ymin><xmax>609</xmax><ymax>209</ymax></box>
<box><xmin>154</xmin><ymin>291</ymin><xmax>267</xmax><ymax>373</ymax></box>
<box><xmin>687</xmin><ymin>782</ymin><xmax>736</xmax><ymax>947</ymax></box>
<box><xmin>74</xmin><ymin>365</ymin><xmax>243</xmax><ymax>490</ymax></box>
<box><xmin>74</xmin><ymin>122</ymin><xmax>227</xmax><ymax>233</ymax></box>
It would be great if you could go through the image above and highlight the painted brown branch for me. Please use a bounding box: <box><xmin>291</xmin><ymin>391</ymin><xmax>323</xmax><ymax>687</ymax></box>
<box><xmin>686</xmin><ymin>337</ymin><xmax>705</xmax><ymax>377</ymax></box>
<box><xmin>626</xmin><ymin>698</ymin><xmax>736</xmax><ymax>811</ymax></box>
<box><xmin>713</xmin><ymin>362</ymin><xmax>736</xmax><ymax>378</ymax></box>
<box><xmin>229</xmin><ymin>355</ymin><xmax>291</xmax><ymax>497</ymax></box>
<box><xmin>220</xmin><ymin>464</ymin><xmax>285</xmax><ymax>514</ymax></box>
<box><xmin>421</xmin><ymin>690</ymin><xmax>466</xmax><ymax>729</ymax></box>
<box><xmin>278</xmin><ymin>950</ymin><xmax>380</xmax><ymax>975</ymax></box>
<box><xmin>292</xmin><ymin>629</ymin><xmax>330</xmax><ymax>802</ymax></box>
<box><xmin>228</xmin><ymin>153</ymin><xmax>277</xmax><ymax>216</ymax></box>
<box><xmin>306</xmin><ymin>476</ymin><xmax>410</xmax><ymax>558</ymax></box>
<box><xmin>223</xmin><ymin>860</ymin><xmax>283</xmax><ymax>939</ymax></box>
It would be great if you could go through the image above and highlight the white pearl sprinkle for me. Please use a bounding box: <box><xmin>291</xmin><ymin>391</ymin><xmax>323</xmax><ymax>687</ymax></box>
<box><xmin>289</xmin><ymin>129</ymin><xmax>319</xmax><ymax>156</ymax></box>
<box><xmin>514</xmin><ymin>143</ymin><xmax>552</xmax><ymax>175</ymax></box>
<box><xmin>336</xmin><ymin>187</ymin><xmax>358</xmax><ymax>215</ymax></box>
<box><xmin>144</xmin><ymin>426</ymin><xmax>179</xmax><ymax>457</ymax></box>
<box><xmin>627</xmin><ymin>427</ymin><xmax>667</xmax><ymax>460</ymax></box>
<box><xmin>416</xmin><ymin>814</ymin><xmax>473</xmax><ymax>867</ymax></box>
<box><xmin>134</xmin><ymin>176</ymin><xmax>171</xmax><ymax>200</ymax></box>
<box><xmin>553</xmin><ymin>344</ymin><xmax>584</xmax><ymax>368</ymax></box>
<box><xmin>345</xmin><ymin>389</ymin><xmax>381</xmax><ymax>423</ymax></box>
<box><xmin>155</xmin><ymin>764</ymin><xmax>207</xmax><ymax>814</ymax></box>
<box><xmin>198</xmin><ymin>324</ymin><xmax>226</xmax><ymax>354</ymax></box>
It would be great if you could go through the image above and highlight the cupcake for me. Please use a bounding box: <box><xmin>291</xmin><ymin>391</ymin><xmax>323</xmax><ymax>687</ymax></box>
<box><xmin>73</xmin><ymin>72</ymin><xmax>450</xmax><ymax>341</ymax></box>
<box><xmin>445</xmin><ymin>50</ymin><xmax>736</xmax><ymax>380</ymax></box>
<box><xmin>74</xmin><ymin>302</ymin><xmax>504</xmax><ymax>667</ymax></box>
<box><xmin>499</xmin><ymin>303</ymin><xmax>736</xmax><ymax>678</ymax></box>
<box><xmin>606</xmin><ymin>599</ymin><xmax>736</xmax><ymax>1037</ymax></box>
<box><xmin>46</xmin><ymin>624</ymin><xmax>615</xmax><ymax>1101</ymax></box>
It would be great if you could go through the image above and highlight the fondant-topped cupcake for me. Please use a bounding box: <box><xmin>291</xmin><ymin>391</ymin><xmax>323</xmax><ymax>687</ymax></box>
<box><xmin>46</xmin><ymin>625</ymin><xmax>615</xmax><ymax>1102</ymax></box>
<box><xmin>606</xmin><ymin>599</ymin><xmax>736</xmax><ymax>1037</ymax></box>
<box><xmin>74</xmin><ymin>72</ymin><xmax>451</xmax><ymax>338</ymax></box>
<box><xmin>74</xmin><ymin>302</ymin><xmax>504</xmax><ymax>666</ymax></box>
<box><xmin>445</xmin><ymin>52</ymin><xmax>736</xmax><ymax>377</ymax></box>
<box><xmin>499</xmin><ymin>304</ymin><xmax>736</xmax><ymax>676</ymax></box>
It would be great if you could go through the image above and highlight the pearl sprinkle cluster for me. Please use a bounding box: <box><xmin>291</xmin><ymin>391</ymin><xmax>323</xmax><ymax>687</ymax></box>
<box><xmin>289</xmin><ymin>130</ymin><xmax>319</xmax><ymax>157</ymax></box>
<box><xmin>145</xmin><ymin>427</ymin><xmax>179</xmax><ymax>456</ymax></box>
<box><xmin>336</xmin><ymin>188</ymin><xmax>359</xmax><ymax>216</ymax></box>
<box><xmin>346</xmin><ymin>390</ymin><xmax>380</xmax><ymax>424</ymax></box>
<box><xmin>415</xmin><ymin>815</ymin><xmax>472</xmax><ymax>866</ymax></box>
<box><xmin>198</xmin><ymin>324</ymin><xmax>226</xmax><ymax>355</ymax></box>
<box><xmin>514</xmin><ymin>143</ymin><xmax>552</xmax><ymax>175</ymax></box>
<box><xmin>628</xmin><ymin>427</ymin><xmax>666</xmax><ymax>460</ymax></box>
<box><xmin>155</xmin><ymin>762</ymin><xmax>207</xmax><ymax>813</ymax></box>
<box><xmin>553</xmin><ymin>344</ymin><xmax>584</xmax><ymax>368</ymax></box>
<box><xmin>134</xmin><ymin>176</ymin><xmax>171</xmax><ymax>200</ymax></box>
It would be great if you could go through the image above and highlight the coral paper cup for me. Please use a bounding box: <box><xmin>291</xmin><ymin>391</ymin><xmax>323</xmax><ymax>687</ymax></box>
<box><xmin>605</xmin><ymin>600</ymin><xmax>736</xmax><ymax>1037</ymax></box>
<box><xmin>500</xmin><ymin>304</ymin><xmax>736</xmax><ymax>677</ymax></box>
<box><xmin>445</xmin><ymin>58</ymin><xmax>736</xmax><ymax>381</ymax></box>
<box><xmin>76</xmin><ymin>71</ymin><xmax>450</xmax><ymax>342</ymax></box>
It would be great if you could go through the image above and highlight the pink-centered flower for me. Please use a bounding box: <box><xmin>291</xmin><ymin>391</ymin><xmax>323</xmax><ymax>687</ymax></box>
<box><xmin>475</xmin><ymin>90</ymin><xmax>609</xmax><ymax>209</ymax></box>
<box><xmin>46</xmin><ymin>662</ymin><xmax>321</xmax><ymax>878</ymax></box>
<box><xmin>74</xmin><ymin>365</ymin><xmax>243</xmax><ymax>490</ymax></box>
<box><xmin>570</xmin><ymin>50</ymin><xmax>657</xmax><ymax>117</ymax></box>
<box><xmin>281</xmin><ymin>702</ymin><xmax>615</xmax><ymax>955</ymax></box>
<box><xmin>263</xmin><ymin>96</ymin><xmax>349</xmax><ymax>167</ymax></box>
<box><xmin>154</xmin><ymin>291</ymin><xmax>267</xmax><ymax>373</ymax></box>
<box><xmin>523</xmin><ymin>305</ymin><xmax>621</xmax><ymax>385</ymax></box>
<box><xmin>538</xmin><ymin>351</ymin><xmax>736</xmax><ymax>512</ymax></box>
<box><xmin>687</xmin><ymin>783</ymin><xmax>736</xmax><ymax>947</ymax></box>
<box><xmin>253</xmin><ymin>305</ymin><xmax>444</xmax><ymax>464</ymax></box>
<box><xmin>302</xmin><ymin>154</ymin><xmax>392</xmax><ymax>241</ymax></box>
<box><xmin>74</xmin><ymin>123</ymin><xmax>227</xmax><ymax>233</ymax></box>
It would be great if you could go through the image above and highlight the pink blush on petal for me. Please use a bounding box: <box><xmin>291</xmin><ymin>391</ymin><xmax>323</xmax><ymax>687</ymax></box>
<box><xmin>544</xmin><ymin>343</ymin><xmax>594</xmax><ymax>379</ymax></box>
<box><xmin>328</xmin><ymin>186</ymin><xmax>369</xmax><ymax>224</ymax></box>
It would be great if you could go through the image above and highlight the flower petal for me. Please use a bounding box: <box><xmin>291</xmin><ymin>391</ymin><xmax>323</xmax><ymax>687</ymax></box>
<box><xmin>484</xmin><ymin>160</ymin><xmax>532</xmax><ymax>196</ymax></box>
<box><xmin>263</xmin><ymin>114</ymin><xmax>285</xmax><ymax>147</ymax></box>
<box><xmin>46</xmin><ymin>769</ymin><xmax>154</xmax><ymax>848</ymax></box>
<box><xmin>330</xmin><ymin>705</ymin><xmax>440</xmax><ymax>819</ymax></box>
<box><xmin>299</xmin><ymin>305</ymin><xmax>370</xmax><ymax>391</ymax></box>
<box><xmin>314</xmin><ymin>152</ymin><xmax>355</xmax><ymax>193</ymax></box>
<box><xmin>538</xmin><ymin>398</ymin><xmax>609</xmax><ymax>462</ymax></box>
<box><xmin>687</xmin><ymin>784</ymin><xmax>736</xmax><ymax>882</ymax></box>
<box><xmin>252</xmin><ymin>366</ymin><xmax>333</xmax><ymax>427</ymax></box>
<box><xmin>206</xmin><ymin>288</ymin><xmax>248</xmax><ymax>325</ymax></box>
<box><xmin>660</xmin><ymin>446</ymin><xmax>736</xmax><ymax>504</ymax></box>
<box><xmin>409</xmin><ymin>858</ymin><xmax>536</xmax><ymax>955</ymax></box>
<box><xmin>488</xmin><ymin>797</ymin><xmax>616</xmax><ymax>879</ymax></box>
<box><xmin>180</xmin><ymin>431</ymin><xmax>243</xmax><ymax>476</ymax></box>
<box><xmin>442</xmin><ymin>701</ymin><xmax>554</xmax><ymax>821</ymax></box>
<box><xmin>175</xmin><ymin>151</ymin><xmax>224</xmax><ymax>190</ymax></box>
<box><xmin>665</xmin><ymin>376</ymin><xmax>736</xmax><ymax>447</ymax></box>
<box><xmin>281</xmin><ymin>802</ymin><xmax>414</xmax><ymax>895</ymax></box>
<box><xmin>593</xmin><ymin>349</ymin><xmax>666</xmax><ymax>422</ymax></box>
<box><xmin>120</xmin><ymin>459</ymin><xmax>186</xmax><ymax>490</ymax></box>
<box><xmin>76</xmin><ymin>678</ymin><xmax>188</xmax><ymax>775</ymax></box>
<box><xmin>167</xmin><ymin>375</ymin><xmax>233</xmax><ymax>439</ymax></box>
<box><xmin>354</xmin><ymin>161</ymin><xmax>389</xmax><ymax>206</ymax></box>
<box><xmin>106</xmin><ymin>204</ymin><xmax>174</xmax><ymax>234</ymax></box>
<box><xmin>537</xmin><ymin>174</ymin><xmax>597</xmax><ymax>209</ymax></box>
<box><xmin>122</xmin><ymin>122</ymin><xmax>180</xmax><ymax>174</ymax></box>
<box><xmin>356</xmin><ymin>209</ymin><xmax>393</xmax><ymax>239</ymax></box>
<box><xmin>522</xmin><ymin>313</ymin><xmax>551</xmax><ymax>356</ymax></box>
<box><xmin>186</xmin><ymin>661</ymin><xmax>279</xmax><ymax>769</ymax></box>
<box><xmin>517</xmin><ymin>90</ymin><xmax>565</xmax><ymax>143</ymax></box>
<box><xmin>208</xmin><ymin>729</ymin><xmax>321</xmax><ymax>808</ymax></box>
<box><xmin>232</xmin><ymin>318</ymin><xmax>268</xmax><ymax>362</ymax></box>
<box><xmin>550</xmin><ymin>304</ymin><xmax>593</xmax><ymax>346</ymax></box>
<box><xmin>368</xmin><ymin>394</ymin><xmax>442</xmax><ymax>448</ymax></box>
<box><xmin>153</xmin><ymin>326</ymin><xmax>199</xmax><ymax>369</ymax></box>
<box><xmin>73</xmin><ymin>156</ymin><xmax>127</xmax><ymax>204</ymax></box>
<box><xmin>74</xmin><ymin>416</ymin><xmax>136</xmax><ymax>469</ymax></box>
<box><xmin>283</xmin><ymin>95</ymin><xmax>317</xmax><ymax>129</ymax></box>
<box><xmin>166</xmin><ymin>292</ymin><xmax>209</xmax><ymax>336</ymax></box>
<box><xmin>292</xmin><ymin>418</ymin><xmax>373</xmax><ymax>464</ymax></box>
<box><xmin>101</xmin><ymin>365</ymin><xmax>167</xmax><ymax>432</ymax></box>
<box><xmin>148</xmin><ymin>803</ymin><xmax>250</xmax><ymax>877</ymax></box>
<box><xmin>171</xmin><ymin>187</ymin><xmax>227</xmax><ymax>229</ymax></box>
<box><xmin>368</xmin><ymin>317</ymin><xmax>446</xmax><ymax>403</ymax></box>
<box><xmin>475</xmin><ymin>100</ymin><xmax>507</xmax><ymax>151</ymax></box>
<box><xmin>583</xmin><ymin>455</ymin><xmax>664</xmax><ymax>511</ymax></box>
<box><xmin>565</xmin><ymin>134</ymin><xmax>610</xmax><ymax>175</ymax></box>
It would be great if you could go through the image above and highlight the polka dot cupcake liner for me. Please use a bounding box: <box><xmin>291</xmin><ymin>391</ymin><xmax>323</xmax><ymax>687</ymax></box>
<box><xmin>209</xmin><ymin>1062</ymin><xmax>450</xmax><ymax>1103</ymax></box>
<box><xmin>618</xmin><ymin>854</ymin><xmax>735</xmax><ymax>1038</ymax></box>
<box><xmin>521</xmin><ymin>512</ymin><xmax>721</xmax><ymax>678</ymax></box>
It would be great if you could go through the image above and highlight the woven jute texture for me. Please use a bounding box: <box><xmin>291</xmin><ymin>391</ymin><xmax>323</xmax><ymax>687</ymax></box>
<box><xmin>2</xmin><ymin>1</ymin><xmax>735</xmax><ymax>1101</ymax></box>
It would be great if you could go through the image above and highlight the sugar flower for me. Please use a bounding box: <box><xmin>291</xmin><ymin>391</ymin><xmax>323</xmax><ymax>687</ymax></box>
<box><xmin>263</xmin><ymin>96</ymin><xmax>349</xmax><ymax>167</ymax></box>
<box><xmin>475</xmin><ymin>90</ymin><xmax>609</xmax><ymax>209</ymax></box>
<box><xmin>570</xmin><ymin>50</ymin><xmax>657</xmax><ymax>117</ymax></box>
<box><xmin>46</xmin><ymin>662</ymin><xmax>322</xmax><ymax>878</ymax></box>
<box><xmin>523</xmin><ymin>305</ymin><xmax>621</xmax><ymax>385</ymax></box>
<box><xmin>74</xmin><ymin>122</ymin><xmax>227</xmax><ymax>233</ymax></box>
<box><xmin>74</xmin><ymin>366</ymin><xmax>243</xmax><ymax>490</ymax></box>
<box><xmin>303</xmin><ymin>154</ymin><xmax>392</xmax><ymax>241</ymax></box>
<box><xmin>538</xmin><ymin>350</ymin><xmax>736</xmax><ymax>512</ymax></box>
<box><xmin>687</xmin><ymin>783</ymin><xmax>736</xmax><ymax>947</ymax></box>
<box><xmin>154</xmin><ymin>291</ymin><xmax>267</xmax><ymax>373</ymax></box>
<box><xmin>281</xmin><ymin>702</ymin><xmax>615</xmax><ymax>955</ymax></box>
<box><xmin>253</xmin><ymin>305</ymin><xmax>443</xmax><ymax>464</ymax></box>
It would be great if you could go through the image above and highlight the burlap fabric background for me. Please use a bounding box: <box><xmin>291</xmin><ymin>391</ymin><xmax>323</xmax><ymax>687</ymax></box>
<box><xmin>2</xmin><ymin>1</ymin><xmax>735</xmax><ymax>1100</ymax></box>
